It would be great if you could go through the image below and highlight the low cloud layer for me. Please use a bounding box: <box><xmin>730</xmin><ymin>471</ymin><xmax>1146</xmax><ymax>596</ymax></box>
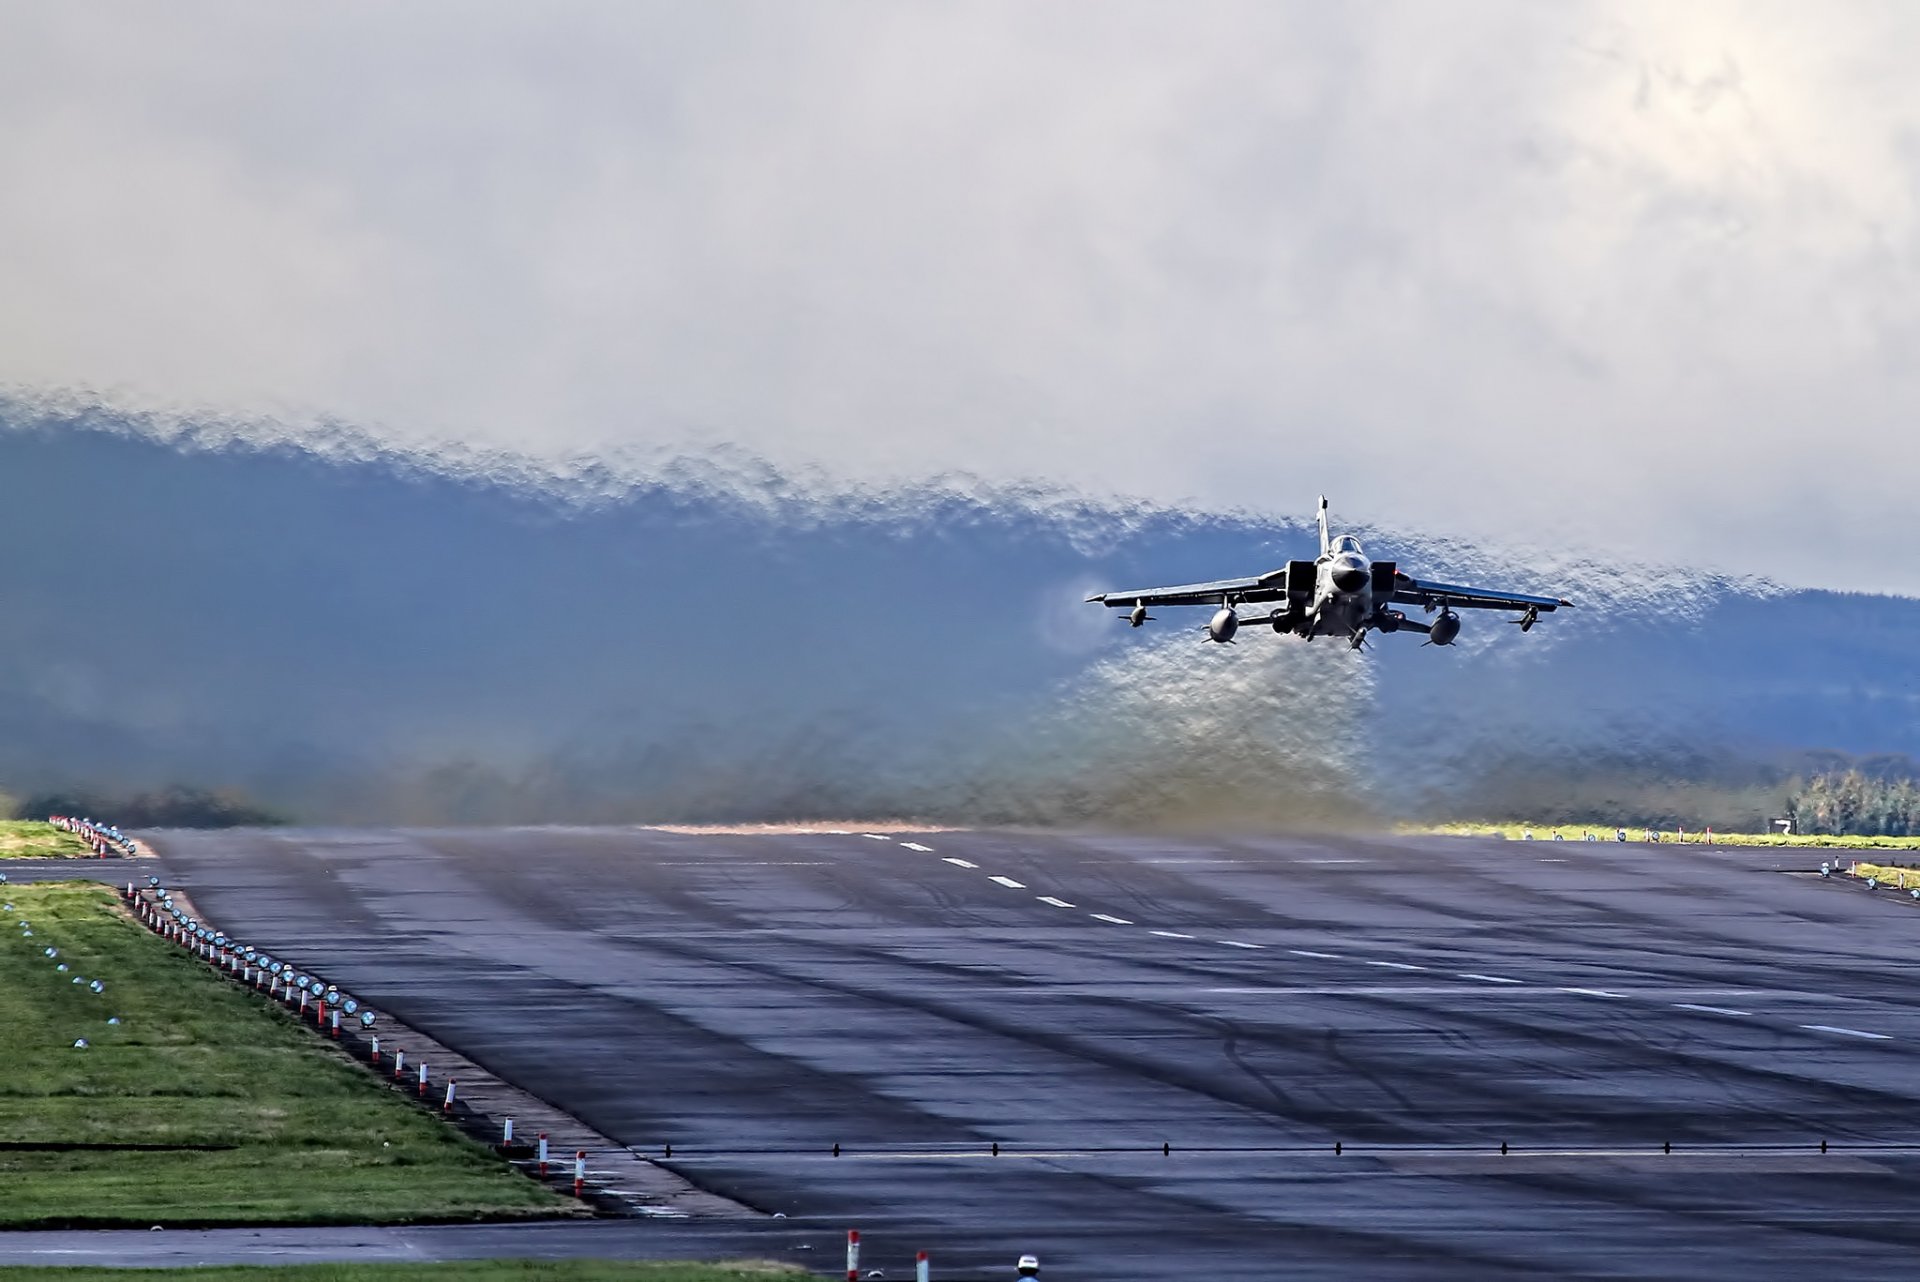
<box><xmin>3</xmin><ymin>4</ymin><xmax>1920</xmax><ymax>589</ymax></box>
<box><xmin>0</xmin><ymin>415</ymin><xmax>1914</xmax><ymax>828</ymax></box>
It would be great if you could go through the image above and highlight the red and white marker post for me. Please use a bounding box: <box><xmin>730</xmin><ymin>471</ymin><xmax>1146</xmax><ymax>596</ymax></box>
<box><xmin>573</xmin><ymin>1150</ymin><xmax>586</xmax><ymax>1197</ymax></box>
<box><xmin>537</xmin><ymin>1132</ymin><xmax>549</xmax><ymax>1176</ymax></box>
<box><xmin>917</xmin><ymin>1249</ymin><xmax>930</xmax><ymax>1282</ymax></box>
<box><xmin>846</xmin><ymin>1229</ymin><xmax>860</xmax><ymax>1281</ymax></box>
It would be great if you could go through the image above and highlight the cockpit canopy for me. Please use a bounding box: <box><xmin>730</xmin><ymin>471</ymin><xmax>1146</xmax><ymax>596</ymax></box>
<box><xmin>1330</xmin><ymin>535</ymin><xmax>1363</xmax><ymax>555</ymax></box>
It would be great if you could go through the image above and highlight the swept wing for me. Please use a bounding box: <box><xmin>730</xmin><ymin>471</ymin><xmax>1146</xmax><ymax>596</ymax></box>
<box><xmin>1392</xmin><ymin>577</ymin><xmax>1570</xmax><ymax>612</ymax></box>
<box><xmin>1086</xmin><ymin>572</ymin><xmax>1287</xmax><ymax>609</ymax></box>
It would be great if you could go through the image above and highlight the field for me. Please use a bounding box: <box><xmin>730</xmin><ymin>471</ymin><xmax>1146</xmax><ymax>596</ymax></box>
<box><xmin>0</xmin><ymin>819</ymin><xmax>94</xmax><ymax>858</ymax></box>
<box><xmin>0</xmin><ymin>883</ymin><xmax>571</xmax><ymax>1227</ymax></box>
<box><xmin>1419</xmin><ymin>822</ymin><xmax>1920</xmax><ymax>850</ymax></box>
<box><xmin>0</xmin><ymin>1267</ymin><xmax>802</xmax><ymax>1281</ymax></box>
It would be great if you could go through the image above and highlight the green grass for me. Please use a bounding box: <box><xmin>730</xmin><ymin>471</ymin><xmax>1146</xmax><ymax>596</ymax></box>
<box><xmin>1414</xmin><ymin>822</ymin><xmax>1920</xmax><ymax>850</ymax></box>
<box><xmin>1848</xmin><ymin>861</ymin><xmax>1920</xmax><ymax>887</ymax></box>
<box><xmin>0</xmin><ymin>884</ymin><xmax>572</xmax><ymax>1228</ymax></box>
<box><xmin>0</xmin><ymin>819</ymin><xmax>95</xmax><ymax>858</ymax></box>
<box><xmin>0</xmin><ymin>1266</ymin><xmax>803</xmax><ymax>1281</ymax></box>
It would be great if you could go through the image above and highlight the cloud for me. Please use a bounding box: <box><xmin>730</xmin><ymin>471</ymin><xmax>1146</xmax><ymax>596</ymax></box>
<box><xmin>3</xmin><ymin>2</ymin><xmax>1920</xmax><ymax>591</ymax></box>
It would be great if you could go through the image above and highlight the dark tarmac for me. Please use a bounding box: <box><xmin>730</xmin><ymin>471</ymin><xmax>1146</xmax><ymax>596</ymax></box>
<box><xmin>25</xmin><ymin>828</ymin><xmax>1920</xmax><ymax>1279</ymax></box>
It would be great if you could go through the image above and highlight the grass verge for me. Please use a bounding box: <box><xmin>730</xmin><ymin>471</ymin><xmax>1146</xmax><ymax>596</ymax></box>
<box><xmin>0</xmin><ymin>1266</ymin><xmax>803</xmax><ymax>1281</ymax></box>
<box><xmin>1849</xmin><ymin>862</ymin><xmax>1920</xmax><ymax>887</ymax></box>
<box><xmin>0</xmin><ymin>819</ymin><xmax>95</xmax><ymax>858</ymax></box>
<box><xmin>1416</xmin><ymin>823</ymin><xmax>1920</xmax><ymax>850</ymax></box>
<box><xmin>0</xmin><ymin>883</ymin><xmax>572</xmax><ymax>1227</ymax></box>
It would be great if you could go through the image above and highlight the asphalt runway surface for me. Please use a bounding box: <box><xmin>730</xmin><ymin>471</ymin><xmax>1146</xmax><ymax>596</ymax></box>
<box><xmin>61</xmin><ymin>827</ymin><xmax>1920</xmax><ymax>1279</ymax></box>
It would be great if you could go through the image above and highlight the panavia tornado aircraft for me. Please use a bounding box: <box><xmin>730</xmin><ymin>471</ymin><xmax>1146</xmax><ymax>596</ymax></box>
<box><xmin>1088</xmin><ymin>497</ymin><xmax>1572</xmax><ymax>650</ymax></box>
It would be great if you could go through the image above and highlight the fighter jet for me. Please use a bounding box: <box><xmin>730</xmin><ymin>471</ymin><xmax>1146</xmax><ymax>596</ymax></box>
<box><xmin>1087</xmin><ymin>497</ymin><xmax>1572</xmax><ymax>650</ymax></box>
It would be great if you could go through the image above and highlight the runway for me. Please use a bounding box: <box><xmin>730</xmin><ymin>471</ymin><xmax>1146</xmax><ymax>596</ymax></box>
<box><xmin>94</xmin><ymin>827</ymin><xmax>1920</xmax><ymax>1278</ymax></box>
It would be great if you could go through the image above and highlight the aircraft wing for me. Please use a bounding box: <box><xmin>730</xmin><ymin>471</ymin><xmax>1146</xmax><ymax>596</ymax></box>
<box><xmin>1087</xmin><ymin>573</ymin><xmax>1286</xmax><ymax>609</ymax></box>
<box><xmin>1391</xmin><ymin>577</ymin><xmax>1571</xmax><ymax>612</ymax></box>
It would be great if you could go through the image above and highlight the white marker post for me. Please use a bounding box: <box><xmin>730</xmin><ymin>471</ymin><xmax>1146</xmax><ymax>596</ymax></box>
<box><xmin>370</xmin><ymin>1036</ymin><xmax>381</xmax><ymax>1065</ymax></box>
<box><xmin>538</xmin><ymin>1132</ymin><xmax>549</xmax><ymax>1176</ymax></box>
<box><xmin>917</xmin><ymin>1249</ymin><xmax>930</xmax><ymax>1282</ymax></box>
<box><xmin>417</xmin><ymin>1061</ymin><xmax>428</xmax><ymax>1097</ymax></box>
<box><xmin>502</xmin><ymin>1117</ymin><xmax>514</xmax><ymax>1146</ymax></box>
<box><xmin>392</xmin><ymin>1048</ymin><xmax>406</xmax><ymax>1081</ymax></box>
<box><xmin>846</xmin><ymin>1229</ymin><xmax>860</xmax><ymax>1281</ymax></box>
<box><xmin>443</xmin><ymin>1080</ymin><xmax>456</xmax><ymax>1112</ymax></box>
<box><xmin>331</xmin><ymin>1009</ymin><xmax>341</xmax><ymax>1039</ymax></box>
<box><xmin>573</xmin><ymin>1150</ymin><xmax>586</xmax><ymax>1197</ymax></box>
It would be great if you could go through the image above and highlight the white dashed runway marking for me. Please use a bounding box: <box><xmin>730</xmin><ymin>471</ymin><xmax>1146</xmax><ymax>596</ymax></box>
<box><xmin>848</xmin><ymin>835</ymin><xmax>1913</xmax><ymax>1047</ymax></box>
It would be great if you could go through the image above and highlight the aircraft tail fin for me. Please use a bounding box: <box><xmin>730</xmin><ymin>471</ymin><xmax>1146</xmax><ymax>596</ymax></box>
<box><xmin>1317</xmin><ymin>496</ymin><xmax>1331</xmax><ymax>556</ymax></box>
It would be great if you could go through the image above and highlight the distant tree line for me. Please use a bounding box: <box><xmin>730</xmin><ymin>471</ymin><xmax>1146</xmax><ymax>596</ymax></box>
<box><xmin>13</xmin><ymin>785</ymin><xmax>286</xmax><ymax>829</ymax></box>
<box><xmin>1786</xmin><ymin>770</ymin><xmax>1920</xmax><ymax>837</ymax></box>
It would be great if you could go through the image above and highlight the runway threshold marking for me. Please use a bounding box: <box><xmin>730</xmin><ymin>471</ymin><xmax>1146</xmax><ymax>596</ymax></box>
<box><xmin>1459</xmin><ymin>973</ymin><xmax>1523</xmax><ymax>984</ymax></box>
<box><xmin>943</xmin><ymin>858</ymin><xmax>979</xmax><ymax>869</ymax></box>
<box><xmin>989</xmin><ymin>875</ymin><xmax>1027</xmax><ymax>889</ymax></box>
<box><xmin>1801</xmin><ymin>1024</ymin><xmax>1892</xmax><ymax>1040</ymax></box>
<box><xmin>900</xmin><ymin>843</ymin><xmax>934</xmax><ymax>852</ymax></box>
<box><xmin>1674</xmin><ymin>1003</ymin><xmax>1752</xmax><ymax>1017</ymax></box>
<box><xmin>1089</xmin><ymin>913</ymin><xmax>1134</xmax><ymax>925</ymax></box>
<box><xmin>1036</xmin><ymin>896</ymin><xmax>1077</xmax><ymax>908</ymax></box>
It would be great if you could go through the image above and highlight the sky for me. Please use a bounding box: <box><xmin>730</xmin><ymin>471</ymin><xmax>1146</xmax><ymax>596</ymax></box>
<box><xmin>4</xmin><ymin>3</ymin><xmax>1920</xmax><ymax>590</ymax></box>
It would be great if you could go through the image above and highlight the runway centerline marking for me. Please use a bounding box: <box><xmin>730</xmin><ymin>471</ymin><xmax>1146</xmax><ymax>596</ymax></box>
<box><xmin>1089</xmin><ymin>913</ymin><xmax>1134</xmax><ymax>925</ymax></box>
<box><xmin>900</xmin><ymin>843</ymin><xmax>934</xmax><ymax>852</ymax></box>
<box><xmin>1561</xmin><ymin>987</ymin><xmax>1628</xmax><ymax>999</ymax></box>
<box><xmin>1218</xmin><ymin>940</ymin><xmax>1263</xmax><ymax>949</ymax></box>
<box><xmin>1288</xmin><ymin>950</ymin><xmax>1345</xmax><ymax>959</ymax></box>
<box><xmin>988</xmin><ymin>876</ymin><xmax>1027</xmax><ymax>889</ymax></box>
<box><xmin>1363</xmin><ymin>960</ymin><xmax>1427</xmax><ymax>971</ymax></box>
<box><xmin>943</xmin><ymin>858</ymin><xmax>979</xmax><ymax>869</ymax></box>
<box><xmin>1150</xmin><ymin>930</ymin><xmax>1196</xmax><ymax>940</ymax></box>
<box><xmin>1801</xmin><ymin>1024</ymin><xmax>1892</xmax><ymax>1040</ymax></box>
<box><xmin>1674</xmin><ymin>1003</ymin><xmax>1752</xmax><ymax>1017</ymax></box>
<box><xmin>1036</xmin><ymin>896</ymin><xmax>1077</xmax><ymax>908</ymax></box>
<box><xmin>1459</xmin><ymin>973</ymin><xmax>1523</xmax><ymax>984</ymax></box>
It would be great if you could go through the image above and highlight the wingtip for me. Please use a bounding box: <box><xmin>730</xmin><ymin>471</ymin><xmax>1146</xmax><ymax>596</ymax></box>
<box><xmin>1559</xmin><ymin>598</ymin><xmax>1574</xmax><ymax>607</ymax></box>
<box><xmin>1085</xmin><ymin>594</ymin><xmax>1107</xmax><ymax>604</ymax></box>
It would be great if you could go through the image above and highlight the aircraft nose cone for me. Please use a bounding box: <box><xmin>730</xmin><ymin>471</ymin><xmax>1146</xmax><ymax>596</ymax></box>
<box><xmin>1332</xmin><ymin>563</ymin><xmax>1368</xmax><ymax>593</ymax></box>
